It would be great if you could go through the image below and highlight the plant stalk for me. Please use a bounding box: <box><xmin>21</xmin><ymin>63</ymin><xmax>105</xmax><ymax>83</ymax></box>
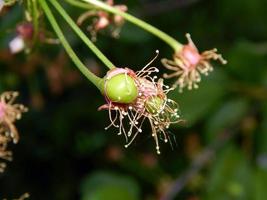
<box><xmin>49</xmin><ymin>0</ymin><xmax>115</xmax><ymax>70</ymax></box>
<box><xmin>81</xmin><ymin>0</ymin><xmax>183</xmax><ymax>52</ymax></box>
<box><xmin>39</xmin><ymin>0</ymin><xmax>104</xmax><ymax>91</ymax></box>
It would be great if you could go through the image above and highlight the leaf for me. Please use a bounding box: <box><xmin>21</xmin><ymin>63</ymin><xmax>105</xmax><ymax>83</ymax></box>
<box><xmin>205</xmin><ymin>98</ymin><xmax>249</xmax><ymax>141</ymax></box>
<box><xmin>252</xmin><ymin>169</ymin><xmax>267</xmax><ymax>200</ymax></box>
<box><xmin>226</xmin><ymin>40</ymin><xmax>267</xmax><ymax>83</ymax></box>
<box><xmin>170</xmin><ymin>70</ymin><xmax>228</xmax><ymax>126</ymax></box>
<box><xmin>205</xmin><ymin>146</ymin><xmax>252</xmax><ymax>200</ymax></box>
<box><xmin>75</xmin><ymin>131</ymin><xmax>107</xmax><ymax>155</ymax></box>
<box><xmin>81</xmin><ymin>171</ymin><xmax>140</xmax><ymax>200</ymax></box>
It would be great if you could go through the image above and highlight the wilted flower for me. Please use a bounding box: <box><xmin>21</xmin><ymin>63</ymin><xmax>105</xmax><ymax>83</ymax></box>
<box><xmin>99</xmin><ymin>55</ymin><xmax>182</xmax><ymax>154</ymax></box>
<box><xmin>9</xmin><ymin>22</ymin><xmax>34</xmax><ymax>54</ymax></box>
<box><xmin>77</xmin><ymin>0</ymin><xmax>127</xmax><ymax>40</ymax></box>
<box><xmin>9</xmin><ymin>22</ymin><xmax>59</xmax><ymax>54</ymax></box>
<box><xmin>0</xmin><ymin>91</ymin><xmax>28</xmax><ymax>172</ymax></box>
<box><xmin>0</xmin><ymin>131</ymin><xmax>12</xmax><ymax>171</ymax></box>
<box><xmin>162</xmin><ymin>33</ymin><xmax>227</xmax><ymax>92</ymax></box>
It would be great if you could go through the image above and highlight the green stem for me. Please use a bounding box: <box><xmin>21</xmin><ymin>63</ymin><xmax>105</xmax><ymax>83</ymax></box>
<box><xmin>49</xmin><ymin>0</ymin><xmax>115</xmax><ymax>70</ymax></box>
<box><xmin>38</xmin><ymin>0</ymin><xmax>104</xmax><ymax>91</ymax></box>
<box><xmin>26</xmin><ymin>0</ymin><xmax>32</xmax><ymax>20</ymax></box>
<box><xmin>81</xmin><ymin>0</ymin><xmax>183</xmax><ymax>52</ymax></box>
<box><xmin>64</xmin><ymin>0</ymin><xmax>95</xmax><ymax>10</ymax></box>
<box><xmin>31</xmin><ymin>0</ymin><xmax>39</xmax><ymax>43</ymax></box>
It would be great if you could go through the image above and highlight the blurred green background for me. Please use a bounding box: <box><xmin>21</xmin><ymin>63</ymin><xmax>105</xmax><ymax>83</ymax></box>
<box><xmin>1</xmin><ymin>0</ymin><xmax>267</xmax><ymax>199</ymax></box>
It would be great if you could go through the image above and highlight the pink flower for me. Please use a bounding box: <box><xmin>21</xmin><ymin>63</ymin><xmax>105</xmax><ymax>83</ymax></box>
<box><xmin>162</xmin><ymin>34</ymin><xmax>227</xmax><ymax>92</ymax></box>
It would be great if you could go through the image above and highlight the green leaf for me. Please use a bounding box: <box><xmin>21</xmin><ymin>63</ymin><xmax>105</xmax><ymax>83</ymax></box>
<box><xmin>226</xmin><ymin>40</ymin><xmax>267</xmax><ymax>83</ymax></box>
<box><xmin>205</xmin><ymin>146</ymin><xmax>252</xmax><ymax>200</ymax></box>
<box><xmin>252</xmin><ymin>169</ymin><xmax>267</xmax><ymax>200</ymax></box>
<box><xmin>170</xmin><ymin>70</ymin><xmax>227</xmax><ymax>126</ymax></box>
<box><xmin>75</xmin><ymin>131</ymin><xmax>107</xmax><ymax>155</ymax></box>
<box><xmin>205</xmin><ymin>98</ymin><xmax>249</xmax><ymax>141</ymax></box>
<box><xmin>81</xmin><ymin>171</ymin><xmax>140</xmax><ymax>200</ymax></box>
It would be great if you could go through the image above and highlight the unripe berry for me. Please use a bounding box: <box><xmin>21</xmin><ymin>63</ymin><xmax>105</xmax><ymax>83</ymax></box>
<box><xmin>145</xmin><ymin>96</ymin><xmax>164</xmax><ymax>115</ymax></box>
<box><xmin>105</xmin><ymin>73</ymin><xmax>138</xmax><ymax>104</ymax></box>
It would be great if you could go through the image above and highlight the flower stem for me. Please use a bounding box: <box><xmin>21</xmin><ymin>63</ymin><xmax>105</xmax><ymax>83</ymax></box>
<box><xmin>49</xmin><ymin>0</ymin><xmax>115</xmax><ymax>70</ymax></box>
<box><xmin>38</xmin><ymin>0</ymin><xmax>104</xmax><ymax>91</ymax></box>
<box><xmin>31</xmin><ymin>0</ymin><xmax>39</xmax><ymax>43</ymax></box>
<box><xmin>81</xmin><ymin>0</ymin><xmax>183</xmax><ymax>52</ymax></box>
<box><xmin>64</xmin><ymin>0</ymin><xmax>95</xmax><ymax>10</ymax></box>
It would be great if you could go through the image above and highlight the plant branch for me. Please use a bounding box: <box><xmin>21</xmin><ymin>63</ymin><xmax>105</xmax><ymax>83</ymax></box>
<box><xmin>50</xmin><ymin>0</ymin><xmax>115</xmax><ymax>70</ymax></box>
<box><xmin>64</xmin><ymin>0</ymin><xmax>95</xmax><ymax>10</ymax></box>
<box><xmin>31</xmin><ymin>0</ymin><xmax>39</xmax><ymax>43</ymax></box>
<box><xmin>81</xmin><ymin>0</ymin><xmax>183</xmax><ymax>52</ymax></box>
<box><xmin>39</xmin><ymin>0</ymin><xmax>104</xmax><ymax>91</ymax></box>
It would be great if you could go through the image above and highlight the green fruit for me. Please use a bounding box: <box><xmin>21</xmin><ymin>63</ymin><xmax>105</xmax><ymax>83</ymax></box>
<box><xmin>145</xmin><ymin>96</ymin><xmax>164</xmax><ymax>114</ymax></box>
<box><xmin>105</xmin><ymin>74</ymin><xmax>138</xmax><ymax>104</ymax></box>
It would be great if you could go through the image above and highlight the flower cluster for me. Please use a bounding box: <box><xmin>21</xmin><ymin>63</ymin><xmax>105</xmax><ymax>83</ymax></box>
<box><xmin>162</xmin><ymin>33</ymin><xmax>227</xmax><ymax>92</ymax></box>
<box><xmin>0</xmin><ymin>91</ymin><xmax>28</xmax><ymax>172</ymax></box>
<box><xmin>77</xmin><ymin>0</ymin><xmax>127</xmax><ymax>40</ymax></box>
<box><xmin>99</xmin><ymin>60</ymin><xmax>182</xmax><ymax>154</ymax></box>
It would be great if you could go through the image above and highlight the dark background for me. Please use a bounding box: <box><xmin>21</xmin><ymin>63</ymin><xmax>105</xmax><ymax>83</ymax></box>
<box><xmin>1</xmin><ymin>0</ymin><xmax>267</xmax><ymax>199</ymax></box>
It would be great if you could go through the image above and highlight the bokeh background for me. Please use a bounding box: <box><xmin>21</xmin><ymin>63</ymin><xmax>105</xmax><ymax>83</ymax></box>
<box><xmin>1</xmin><ymin>0</ymin><xmax>267</xmax><ymax>199</ymax></box>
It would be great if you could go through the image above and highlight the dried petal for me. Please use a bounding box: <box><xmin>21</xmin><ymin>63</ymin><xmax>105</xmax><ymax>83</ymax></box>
<box><xmin>0</xmin><ymin>91</ymin><xmax>27</xmax><ymax>172</ymax></box>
